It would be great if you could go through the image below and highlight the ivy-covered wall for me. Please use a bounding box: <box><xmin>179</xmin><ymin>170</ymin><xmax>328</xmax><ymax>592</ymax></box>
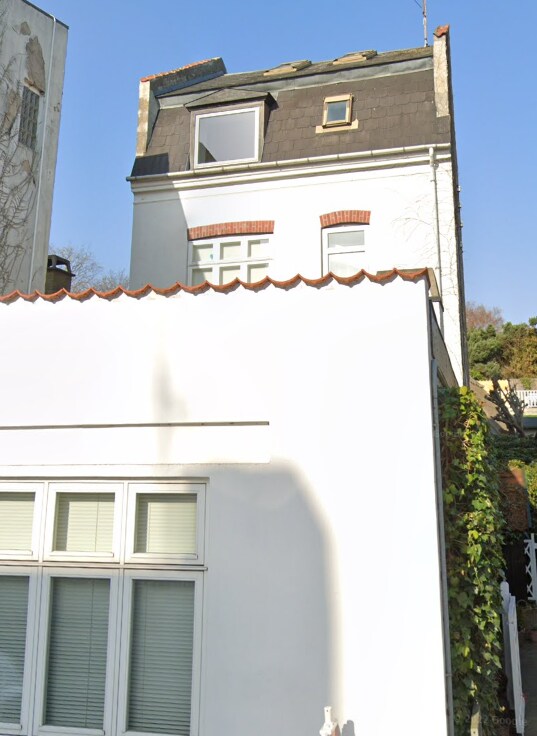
<box><xmin>439</xmin><ymin>387</ymin><xmax>505</xmax><ymax>736</ymax></box>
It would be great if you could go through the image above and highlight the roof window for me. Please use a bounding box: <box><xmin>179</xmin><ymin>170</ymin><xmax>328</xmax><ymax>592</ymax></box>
<box><xmin>333</xmin><ymin>50</ymin><xmax>377</xmax><ymax>65</ymax></box>
<box><xmin>263</xmin><ymin>60</ymin><xmax>311</xmax><ymax>76</ymax></box>
<box><xmin>322</xmin><ymin>94</ymin><xmax>353</xmax><ymax>127</ymax></box>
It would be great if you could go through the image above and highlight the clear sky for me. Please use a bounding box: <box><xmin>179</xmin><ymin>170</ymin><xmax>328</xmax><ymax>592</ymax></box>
<box><xmin>41</xmin><ymin>0</ymin><xmax>536</xmax><ymax>323</ymax></box>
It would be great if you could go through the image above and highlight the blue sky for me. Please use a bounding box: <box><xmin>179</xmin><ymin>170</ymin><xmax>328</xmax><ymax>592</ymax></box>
<box><xmin>42</xmin><ymin>0</ymin><xmax>537</xmax><ymax>323</ymax></box>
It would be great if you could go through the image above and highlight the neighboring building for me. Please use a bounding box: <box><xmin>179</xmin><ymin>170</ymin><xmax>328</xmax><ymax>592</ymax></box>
<box><xmin>0</xmin><ymin>0</ymin><xmax>67</xmax><ymax>294</ymax></box>
<box><xmin>129</xmin><ymin>26</ymin><xmax>467</xmax><ymax>384</ymax></box>
<box><xmin>0</xmin><ymin>26</ymin><xmax>467</xmax><ymax>736</ymax></box>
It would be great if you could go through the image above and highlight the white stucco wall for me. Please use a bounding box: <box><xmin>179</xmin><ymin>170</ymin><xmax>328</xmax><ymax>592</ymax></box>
<box><xmin>130</xmin><ymin>149</ymin><xmax>464</xmax><ymax>383</ymax></box>
<box><xmin>0</xmin><ymin>0</ymin><xmax>67</xmax><ymax>293</ymax></box>
<box><xmin>0</xmin><ymin>276</ymin><xmax>449</xmax><ymax>736</ymax></box>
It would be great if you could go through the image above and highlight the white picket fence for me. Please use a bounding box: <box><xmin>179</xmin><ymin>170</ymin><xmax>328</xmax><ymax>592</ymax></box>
<box><xmin>501</xmin><ymin>581</ymin><xmax>525</xmax><ymax>735</ymax></box>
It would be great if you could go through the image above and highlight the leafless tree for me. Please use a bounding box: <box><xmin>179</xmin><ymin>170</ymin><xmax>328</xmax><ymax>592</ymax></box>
<box><xmin>54</xmin><ymin>245</ymin><xmax>129</xmax><ymax>292</ymax></box>
<box><xmin>0</xmin><ymin>1</ymin><xmax>39</xmax><ymax>292</ymax></box>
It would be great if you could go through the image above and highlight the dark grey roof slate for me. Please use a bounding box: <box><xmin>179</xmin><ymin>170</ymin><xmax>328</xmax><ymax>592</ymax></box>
<box><xmin>158</xmin><ymin>47</ymin><xmax>432</xmax><ymax>98</ymax></box>
<box><xmin>131</xmin><ymin>154</ymin><xmax>170</xmax><ymax>177</ymax></box>
<box><xmin>185</xmin><ymin>89</ymin><xmax>273</xmax><ymax>109</ymax></box>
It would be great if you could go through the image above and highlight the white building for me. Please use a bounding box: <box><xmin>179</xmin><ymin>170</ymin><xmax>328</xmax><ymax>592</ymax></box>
<box><xmin>0</xmin><ymin>0</ymin><xmax>67</xmax><ymax>294</ymax></box>
<box><xmin>129</xmin><ymin>26</ymin><xmax>467</xmax><ymax>385</ymax></box>
<box><xmin>0</xmin><ymin>25</ymin><xmax>465</xmax><ymax>736</ymax></box>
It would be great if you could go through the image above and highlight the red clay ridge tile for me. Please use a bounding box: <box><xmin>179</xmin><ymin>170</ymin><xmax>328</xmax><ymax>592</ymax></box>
<box><xmin>140</xmin><ymin>59</ymin><xmax>218</xmax><ymax>83</ymax></box>
<box><xmin>434</xmin><ymin>25</ymin><xmax>450</xmax><ymax>38</ymax></box>
<box><xmin>0</xmin><ymin>269</ymin><xmax>430</xmax><ymax>304</ymax></box>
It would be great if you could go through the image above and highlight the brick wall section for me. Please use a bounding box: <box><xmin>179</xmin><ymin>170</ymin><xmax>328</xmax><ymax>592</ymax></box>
<box><xmin>320</xmin><ymin>210</ymin><xmax>371</xmax><ymax>228</ymax></box>
<box><xmin>187</xmin><ymin>220</ymin><xmax>275</xmax><ymax>241</ymax></box>
<box><xmin>499</xmin><ymin>467</ymin><xmax>530</xmax><ymax>532</ymax></box>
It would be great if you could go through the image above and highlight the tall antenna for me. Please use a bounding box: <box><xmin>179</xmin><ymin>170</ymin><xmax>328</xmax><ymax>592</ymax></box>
<box><xmin>422</xmin><ymin>0</ymin><xmax>429</xmax><ymax>47</ymax></box>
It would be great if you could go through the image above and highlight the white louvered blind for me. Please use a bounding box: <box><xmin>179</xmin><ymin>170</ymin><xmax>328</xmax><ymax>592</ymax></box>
<box><xmin>45</xmin><ymin>578</ymin><xmax>110</xmax><ymax>728</ymax></box>
<box><xmin>128</xmin><ymin>580</ymin><xmax>194</xmax><ymax>735</ymax></box>
<box><xmin>53</xmin><ymin>493</ymin><xmax>114</xmax><ymax>552</ymax></box>
<box><xmin>134</xmin><ymin>494</ymin><xmax>197</xmax><ymax>554</ymax></box>
<box><xmin>0</xmin><ymin>576</ymin><xmax>29</xmax><ymax>724</ymax></box>
<box><xmin>0</xmin><ymin>492</ymin><xmax>34</xmax><ymax>551</ymax></box>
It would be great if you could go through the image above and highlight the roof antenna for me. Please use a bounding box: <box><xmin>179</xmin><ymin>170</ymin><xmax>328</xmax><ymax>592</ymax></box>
<box><xmin>422</xmin><ymin>0</ymin><xmax>429</xmax><ymax>46</ymax></box>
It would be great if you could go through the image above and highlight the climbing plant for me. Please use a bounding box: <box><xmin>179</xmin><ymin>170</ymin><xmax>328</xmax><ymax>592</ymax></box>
<box><xmin>439</xmin><ymin>386</ymin><xmax>505</xmax><ymax>736</ymax></box>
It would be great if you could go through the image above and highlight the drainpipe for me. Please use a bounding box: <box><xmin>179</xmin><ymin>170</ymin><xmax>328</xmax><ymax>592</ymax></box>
<box><xmin>429</xmin><ymin>146</ymin><xmax>444</xmax><ymax>333</ymax></box>
<box><xmin>27</xmin><ymin>12</ymin><xmax>57</xmax><ymax>293</ymax></box>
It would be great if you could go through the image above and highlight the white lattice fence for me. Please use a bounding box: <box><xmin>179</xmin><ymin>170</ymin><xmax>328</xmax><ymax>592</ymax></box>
<box><xmin>525</xmin><ymin>534</ymin><xmax>537</xmax><ymax>601</ymax></box>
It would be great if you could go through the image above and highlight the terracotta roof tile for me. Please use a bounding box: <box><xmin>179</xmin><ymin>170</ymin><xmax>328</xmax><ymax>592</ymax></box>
<box><xmin>140</xmin><ymin>59</ymin><xmax>219</xmax><ymax>83</ymax></box>
<box><xmin>0</xmin><ymin>269</ymin><xmax>430</xmax><ymax>304</ymax></box>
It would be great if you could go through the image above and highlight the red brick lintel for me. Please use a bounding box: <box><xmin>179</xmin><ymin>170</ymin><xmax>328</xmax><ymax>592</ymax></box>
<box><xmin>188</xmin><ymin>221</ymin><xmax>275</xmax><ymax>241</ymax></box>
<box><xmin>320</xmin><ymin>210</ymin><xmax>371</xmax><ymax>228</ymax></box>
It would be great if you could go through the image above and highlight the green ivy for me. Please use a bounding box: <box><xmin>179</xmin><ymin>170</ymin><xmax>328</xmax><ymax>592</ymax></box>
<box><xmin>439</xmin><ymin>387</ymin><xmax>505</xmax><ymax>736</ymax></box>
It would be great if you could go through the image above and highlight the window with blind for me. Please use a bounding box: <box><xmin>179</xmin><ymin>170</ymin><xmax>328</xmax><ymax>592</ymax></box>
<box><xmin>0</xmin><ymin>492</ymin><xmax>35</xmax><ymax>552</ymax></box>
<box><xmin>0</xmin><ymin>575</ymin><xmax>29</xmax><ymax>725</ymax></box>
<box><xmin>0</xmin><ymin>480</ymin><xmax>205</xmax><ymax>736</ymax></box>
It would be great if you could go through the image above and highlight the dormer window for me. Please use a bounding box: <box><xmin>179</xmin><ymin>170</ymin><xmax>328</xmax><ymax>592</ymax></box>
<box><xmin>322</xmin><ymin>94</ymin><xmax>353</xmax><ymax>128</ymax></box>
<box><xmin>194</xmin><ymin>107</ymin><xmax>260</xmax><ymax>167</ymax></box>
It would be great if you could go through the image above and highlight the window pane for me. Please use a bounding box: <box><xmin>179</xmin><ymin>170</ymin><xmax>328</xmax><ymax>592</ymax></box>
<box><xmin>0</xmin><ymin>576</ymin><xmax>29</xmax><ymax>724</ymax></box>
<box><xmin>327</xmin><ymin>252</ymin><xmax>364</xmax><ymax>277</ymax></box>
<box><xmin>191</xmin><ymin>244</ymin><xmax>213</xmax><ymax>263</ymax></box>
<box><xmin>135</xmin><ymin>494</ymin><xmax>197</xmax><ymax>555</ymax></box>
<box><xmin>0</xmin><ymin>492</ymin><xmax>34</xmax><ymax>551</ymax></box>
<box><xmin>327</xmin><ymin>230</ymin><xmax>365</xmax><ymax>248</ymax></box>
<box><xmin>45</xmin><ymin>578</ymin><xmax>110</xmax><ymax>728</ymax></box>
<box><xmin>248</xmin><ymin>238</ymin><xmax>269</xmax><ymax>258</ymax></box>
<box><xmin>220</xmin><ymin>241</ymin><xmax>241</xmax><ymax>261</ymax></box>
<box><xmin>247</xmin><ymin>263</ymin><xmax>269</xmax><ymax>282</ymax></box>
<box><xmin>197</xmin><ymin>110</ymin><xmax>256</xmax><ymax>164</ymax></box>
<box><xmin>191</xmin><ymin>268</ymin><xmax>212</xmax><ymax>286</ymax></box>
<box><xmin>128</xmin><ymin>580</ymin><xmax>195</xmax><ymax>735</ymax></box>
<box><xmin>54</xmin><ymin>493</ymin><xmax>114</xmax><ymax>552</ymax></box>
<box><xmin>219</xmin><ymin>266</ymin><xmax>241</xmax><ymax>284</ymax></box>
<box><xmin>325</xmin><ymin>100</ymin><xmax>348</xmax><ymax>124</ymax></box>
<box><xmin>19</xmin><ymin>87</ymin><xmax>39</xmax><ymax>149</ymax></box>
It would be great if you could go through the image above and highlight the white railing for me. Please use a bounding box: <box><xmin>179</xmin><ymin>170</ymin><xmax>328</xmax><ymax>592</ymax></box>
<box><xmin>515</xmin><ymin>390</ymin><xmax>537</xmax><ymax>408</ymax></box>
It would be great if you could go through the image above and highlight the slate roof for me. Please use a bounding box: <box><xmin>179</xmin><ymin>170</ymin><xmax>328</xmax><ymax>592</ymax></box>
<box><xmin>132</xmin><ymin>43</ymin><xmax>450</xmax><ymax>177</ymax></box>
<box><xmin>0</xmin><ymin>269</ymin><xmax>431</xmax><ymax>303</ymax></box>
<box><xmin>158</xmin><ymin>47</ymin><xmax>432</xmax><ymax>97</ymax></box>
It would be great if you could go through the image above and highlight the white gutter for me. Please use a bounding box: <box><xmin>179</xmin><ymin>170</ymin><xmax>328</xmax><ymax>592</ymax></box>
<box><xmin>27</xmin><ymin>11</ymin><xmax>56</xmax><ymax>292</ymax></box>
<box><xmin>130</xmin><ymin>143</ymin><xmax>452</xmax><ymax>193</ymax></box>
<box><xmin>429</xmin><ymin>145</ymin><xmax>444</xmax><ymax>333</ymax></box>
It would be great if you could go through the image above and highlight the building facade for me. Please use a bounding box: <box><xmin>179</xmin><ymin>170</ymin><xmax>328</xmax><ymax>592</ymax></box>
<box><xmin>0</xmin><ymin>0</ymin><xmax>67</xmax><ymax>294</ymax></box>
<box><xmin>129</xmin><ymin>27</ymin><xmax>467</xmax><ymax>384</ymax></box>
<box><xmin>0</xmin><ymin>25</ymin><xmax>467</xmax><ymax>736</ymax></box>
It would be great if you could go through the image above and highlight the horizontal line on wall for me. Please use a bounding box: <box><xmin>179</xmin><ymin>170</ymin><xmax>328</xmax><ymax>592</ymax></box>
<box><xmin>0</xmin><ymin>421</ymin><xmax>270</xmax><ymax>431</ymax></box>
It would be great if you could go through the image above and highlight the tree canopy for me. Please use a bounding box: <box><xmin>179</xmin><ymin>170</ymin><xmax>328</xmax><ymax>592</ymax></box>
<box><xmin>467</xmin><ymin>304</ymin><xmax>537</xmax><ymax>381</ymax></box>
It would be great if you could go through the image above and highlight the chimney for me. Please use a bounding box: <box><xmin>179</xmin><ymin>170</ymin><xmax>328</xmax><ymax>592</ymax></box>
<box><xmin>45</xmin><ymin>255</ymin><xmax>75</xmax><ymax>294</ymax></box>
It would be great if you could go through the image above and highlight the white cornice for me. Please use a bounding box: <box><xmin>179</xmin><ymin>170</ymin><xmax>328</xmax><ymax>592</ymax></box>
<box><xmin>129</xmin><ymin>143</ymin><xmax>452</xmax><ymax>193</ymax></box>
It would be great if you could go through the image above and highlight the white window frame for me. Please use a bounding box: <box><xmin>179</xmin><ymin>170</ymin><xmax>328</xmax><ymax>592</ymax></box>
<box><xmin>322</xmin><ymin>94</ymin><xmax>353</xmax><ymax>127</ymax></box>
<box><xmin>33</xmin><ymin>568</ymin><xmax>120</xmax><ymax>736</ymax></box>
<box><xmin>322</xmin><ymin>225</ymin><xmax>367</xmax><ymax>276</ymax></box>
<box><xmin>0</xmin><ymin>482</ymin><xmax>44</xmax><ymax>561</ymax></box>
<box><xmin>116</xmin><ymin>569</ymin><xmax>203</xmax><ymax>736</ymax></box>
<box><xmin>194</xmin><ymin>106</ymin><xmax>260</xmax><ymax>168</ymax></box>
<box><xmin>43</xmin><ymin>482</ymin><xmax>123</xmax><ymax>563</ymax></box>
<box><xmin>187</xmin><ymin>235</ymin><xmax>271</xmax><ymax>287</ymax></box>
<box><xmin>0</xmin><ymin>479</ymin><xmax>205</xmax><ymax>736</ymax></box>
<box><xmin>125</xmin><ymin>482</ymin><xmax>205</xmax><ymax>565</ymax></box>
<box><xmin>0</xmin><ymin>567</ymin><xmax>39</xmax><ymax>736</ymax></box>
